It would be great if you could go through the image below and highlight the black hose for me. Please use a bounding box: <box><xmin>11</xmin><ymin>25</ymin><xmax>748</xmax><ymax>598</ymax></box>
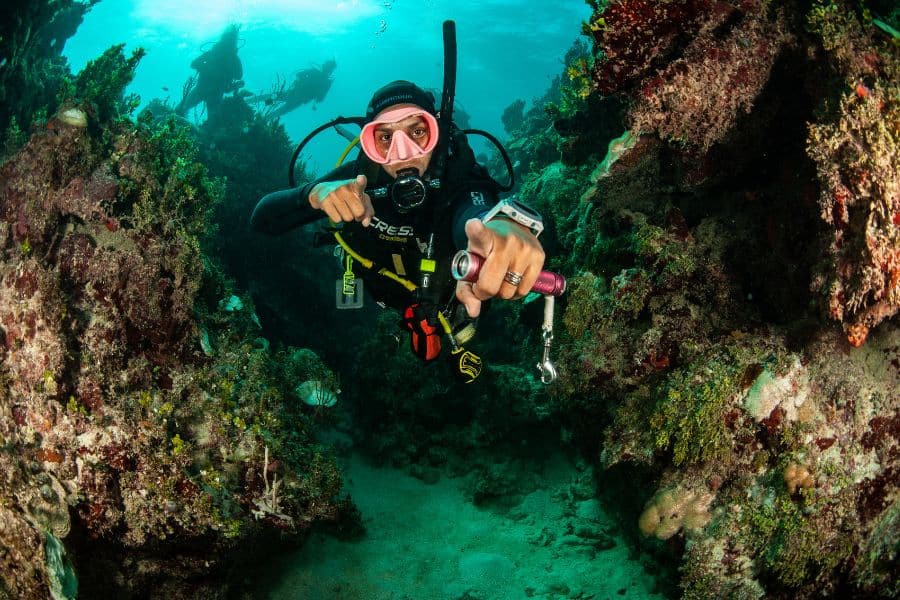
<box><xmin>463</xmin><ymin>128</ymin><xmax>515</xmax><ymax>192</ymax></box>
<box><xmin>429</xmin><ymin>20</ymin><xmax>457</xmax><ymax>189</ymax></box>
<box><xmin>440</xmin><ymin>20</ymin><xmax>457</xmax><ymax>126</ymax></box>
<box><xmin>288</xmin><ymin>116</ymin><xmax>365</xmax><ymax>187</ymax></box>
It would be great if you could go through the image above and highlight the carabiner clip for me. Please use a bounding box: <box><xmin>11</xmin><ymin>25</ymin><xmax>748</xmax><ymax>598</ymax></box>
<box><xmin>537</xmin><ymin>330</ymin><xmax>558</xmax><ymax>384</ymax></box>
<box><xmin>536</xmin><ymin>295</ymin><xmax>559</xmax><ymax>384</ymax></box>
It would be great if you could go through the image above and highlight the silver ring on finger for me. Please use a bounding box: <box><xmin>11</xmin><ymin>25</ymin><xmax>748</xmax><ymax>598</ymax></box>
<box><xmin>503</xmin><ymin>270</ymin><xmax>524</xmax><ymax>286</ymax></box>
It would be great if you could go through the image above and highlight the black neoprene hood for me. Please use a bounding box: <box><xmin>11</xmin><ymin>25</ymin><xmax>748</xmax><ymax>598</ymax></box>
<box><xmin>365</xmin><ymin>80</ymin><xmax>437</xmax><ymax>121</ymax></box>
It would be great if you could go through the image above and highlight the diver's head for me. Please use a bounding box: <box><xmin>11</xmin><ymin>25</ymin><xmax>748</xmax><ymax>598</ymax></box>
<box><xmin>221</xmin><ymin>24</ymin><xmax>241</xmax><ymax>47</ymax></box>
<box><xmin>362</xmin><ymin>81</ymin><xmax>438</xmax><ymax>178</ymax></box>
<box><xmin>365</xmin><ymin>80</ymin><xmax>436</xmax><ymax>120</ymax></box>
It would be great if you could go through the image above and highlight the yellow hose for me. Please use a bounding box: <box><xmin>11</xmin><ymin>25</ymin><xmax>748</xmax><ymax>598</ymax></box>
<box><xmin>330</xmin><ymin>137</ymin><xmax>418</xmax><ymax>292</ymax></box>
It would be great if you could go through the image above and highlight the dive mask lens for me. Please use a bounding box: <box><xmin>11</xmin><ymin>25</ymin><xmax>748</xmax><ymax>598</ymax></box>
<box><xmin>361</xmin><ymin>107</ymin><xmax>439</xmax><ymax>165</ymax></box>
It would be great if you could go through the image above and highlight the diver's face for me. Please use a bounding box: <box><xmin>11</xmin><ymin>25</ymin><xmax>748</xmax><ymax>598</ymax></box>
<box><xmin>371</xmin><ymin>104</ymin><xmax>435</xmax><ymax>178</ymax></box>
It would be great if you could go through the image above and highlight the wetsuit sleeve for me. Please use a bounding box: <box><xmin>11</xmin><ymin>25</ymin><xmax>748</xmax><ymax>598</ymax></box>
<box><xmin>450</xmin><ymin>180</ymin><xmax>499</xmax><ymax>249</ymax></box>
<box><xmin>250</xmin><ymin>162</ymin><xmax>359</xmax><ymax>235</ymax></box>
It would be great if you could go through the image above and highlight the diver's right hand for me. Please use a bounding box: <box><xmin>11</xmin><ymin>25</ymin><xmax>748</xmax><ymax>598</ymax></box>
<box><xmin>309</xmin><ymin>175</ymin><xmax>374</xmax><ymax>227</ymax></box>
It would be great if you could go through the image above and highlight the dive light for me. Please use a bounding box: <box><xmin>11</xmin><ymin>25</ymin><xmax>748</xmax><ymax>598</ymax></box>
<box><xmin>451</xmin><ymin>250</ymin><xmax>566</xmax><ymax>297</ymax></box>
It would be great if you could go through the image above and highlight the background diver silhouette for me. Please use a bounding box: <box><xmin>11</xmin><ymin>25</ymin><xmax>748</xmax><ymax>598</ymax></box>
<box><xmin>175</xmin><ymin>24</ymin><xmax>244</xmax><ymax>118</ymax></box>
<box><xmin>256</xmin><ymin>59</ymin><xmax>337</xmax><ymax>118</ymax></box>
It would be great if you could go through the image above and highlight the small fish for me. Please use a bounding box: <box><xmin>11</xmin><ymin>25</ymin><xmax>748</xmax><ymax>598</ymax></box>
<box><xmin>162</xmin><ymin>86</ymin><xmax>169</xmax><ymax>91</ymax></box>
<box><xmin>296</xmin><ymin>380</ymin><xmax>338</xmax><ymax>407</ymax></box>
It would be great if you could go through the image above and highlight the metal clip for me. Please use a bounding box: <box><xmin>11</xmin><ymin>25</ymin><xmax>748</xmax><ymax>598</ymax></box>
<box><xmin>538</xmin><ymin>330</ymin><xmax>558</xmax><ymax>384</ymax></box>
<box><xmin>536</xmin><ymin>295</ymin><xmax>558</xmax><ymax>384</ymax></box>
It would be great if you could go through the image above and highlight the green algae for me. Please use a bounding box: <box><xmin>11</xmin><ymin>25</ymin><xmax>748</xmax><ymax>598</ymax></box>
<box><xmin>45</xmin><ymin>532</ymin><xmax>77</xmax><ymax>600</ymax></box>
<box><xmin>743</xmin><ymin>493</ymin><xmax>854</xmax><ymax>589</ymax></box>
<box><xmin>648</xmin><ymin>343</ymin><xmax>776</xmax><ymax>467</ymax></box>
<box><xmin>649</xmin><ymin>352</ymin><xmax>739</xmax><ymax>467</ymax></box>
<box><xmin>70</xmin><ymin>44</ymin><xmax>145</xmax><ymax>124</ymax></box>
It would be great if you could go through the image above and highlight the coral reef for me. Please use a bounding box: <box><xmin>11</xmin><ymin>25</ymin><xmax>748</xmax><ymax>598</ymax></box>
<box><xmin>494</xmin><ymin>0</ymin><xmax>900</xmax><ymax>596</ymax></box>
<box><xmin>806</xmin><ymin>3</ymin><xmax>900</xmax><ymax>346</ymax></box>
<box><xmin>638</xmin><ymin>485</ymin><xmax>713</xmax><ymax>540</ymax></box>
<box><xmin>501</xmin><ymin>98</ymin><xmax>526</xmax><ymax>135</ymax></box>
<box><xmin>630</xmin><ymin>8</ymin><xmax>793</xmax><ymax>152</ymax></box>
<box><xmin>0</xmin><ymin>49</ymin><xmax>346</xmax><ymax>598</ymax></box>
<box><xmin>9</xmin><ymin>1</ymin><xmax>889</xmax><ymax>597</ymax></box>
<box><xmin>586</xmin><ymin>0</ymin><xmax>710</xmax><ymax>95</ymax></box>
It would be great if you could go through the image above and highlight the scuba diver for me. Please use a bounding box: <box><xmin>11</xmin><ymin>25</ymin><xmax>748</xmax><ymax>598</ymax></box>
<box><xmin>262</xmin><ymin>60</ymin><xmax>337</xmax><ymax>118</ymax></box>
<box><xmin>176</xmin><ymin>24</ymin><xmax>244</xmax><ymax>118</ymax></box>
<box><xmin>250</xmin><ymin>80</ymin><xmax>547</xmax><ymax>382</ymax></box>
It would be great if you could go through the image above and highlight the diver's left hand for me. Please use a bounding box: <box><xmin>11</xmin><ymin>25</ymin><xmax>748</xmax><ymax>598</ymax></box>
<box><xmin>456</xmin><ymin>218</ymin><xmax>545</xmax><ymax>318</ymax></box>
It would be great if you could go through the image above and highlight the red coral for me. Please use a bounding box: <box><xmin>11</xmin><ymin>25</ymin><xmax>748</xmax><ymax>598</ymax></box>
<box><xmin>57</xmin><ymin>232</ymin><xmax>97</xmax><ymax>284</ymax></box>
<box><xmin>101</xmin><ymin>443</ymin><xmax>137</xmax><ymax>472</ymax></box>
<box><xmin>760</xmin><ymin>406</ymin><xmax>785</xmax><ymax>436</ymax></box>
<box><xmin>815</xmin><ymin>437</ymin><xmax>836</xmax><ymax>451</ymax></box>
<box><xmin>861</xmin><ymin>414</ymin><xmax>900</xmax><ymax>450</ymax></box>
<box><xmin>590</xmin><ymin>0</ymin><xmax>714</xmax><ymax>94</ymax></box>
<box><xmin>12</xmin><ymin>269</ymin><xmax>39</xmax><ymax>298</ymax></box>
<box><xmin>627</xmin><ymin>8</ymin><xmax>792</xmax><ymax>151</ymax></box>
<box><xmin>78</xmin><ymin>378</ymin><xmax>105</xmax><ymax>412</ymax></box>
<box><xmin>36</xmin><ymin>448</ymin><xmax>64</xmax><ymax>463</ymax></box>
<box><xmin>857</xmin><ymin>465</ymin><xmax>897</xmax><ymax>524</ymax></box>
<box><xmin>11</xmin><ymin>405</ymin><xmax>26</xmax><ymax>426</ymax></box>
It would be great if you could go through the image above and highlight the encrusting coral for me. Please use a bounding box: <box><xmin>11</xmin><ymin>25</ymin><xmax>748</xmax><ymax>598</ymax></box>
<box><xmin>806</xmin><ymin>4</ymin><xmax>900</xmax><ymax>346</ymax></box>
<box><xmin>638</xmin><ymin>486</ymin><xmax>714</xmax><ymax>540</ymax></box>
<box><xmin>630</xmin><ymin>7</ymin><xmax>793</xmax><ymax>152</ymax></box>
<box><xmin>0</xmin><ymin>45</ymin><xmax>348</xmax><ymax>598</ymax></box>
<box><xmin>783</xmin><ymin>462</ymin><xmax>815</xmax><ymax>495</ymax></box>
<box><xmin>513</xmin><ymin>0</ymin><xmax>900</xmax><ymax>597</ymax></box>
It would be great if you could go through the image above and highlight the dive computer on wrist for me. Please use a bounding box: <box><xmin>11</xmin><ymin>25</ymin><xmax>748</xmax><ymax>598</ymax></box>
<box><xmin>481</xmin><ymin>198</ymin><xmax>544</xmax><ymax>237</ymax></box>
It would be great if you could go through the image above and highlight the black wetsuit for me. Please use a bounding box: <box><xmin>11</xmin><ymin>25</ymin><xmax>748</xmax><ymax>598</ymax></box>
<box><xmin>251</xmin><ymin>155</ymin><xmax>498</xmax><ymax>313</ymax></box>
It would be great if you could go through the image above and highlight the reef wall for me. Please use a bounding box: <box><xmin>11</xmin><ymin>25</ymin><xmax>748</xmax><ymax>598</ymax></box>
<box><xmin>510</xmin><ymin>0</ymin><xmax>897</xmax><ymax>597</ymax></box>
<box><xmin>0</xmin><ymin>10</ymin><xmax>348</xmax><ymax>599</ymax></box>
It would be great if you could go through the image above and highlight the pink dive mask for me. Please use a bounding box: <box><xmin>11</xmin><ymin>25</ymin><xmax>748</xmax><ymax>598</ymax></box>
<box><xmin>360</xmin><ymin>106</ymin><xmax>439</xmax><ymax>165</ymax></box>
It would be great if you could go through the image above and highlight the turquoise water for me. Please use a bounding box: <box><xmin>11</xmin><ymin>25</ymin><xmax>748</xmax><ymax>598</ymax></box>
<box><xmin>64</xmin><ymin>0</ymin><xmax>592</xmax><ymax>175</ymax></box>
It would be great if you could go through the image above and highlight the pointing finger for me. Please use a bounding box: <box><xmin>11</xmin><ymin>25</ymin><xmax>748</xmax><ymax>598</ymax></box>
<box><xmin>354</xmin><ymin>174</ymin><xmax>368</xmax><ymax>196</ymax></box>
<box><xmin>333</xmin><ymin>197</ymin><xmax>354</xmax><ymax>222</ymax></box>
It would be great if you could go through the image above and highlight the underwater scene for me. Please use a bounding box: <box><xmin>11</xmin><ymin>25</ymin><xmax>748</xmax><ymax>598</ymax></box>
<box><xmin>0</xmin><ymin>0</ymin><xmax>898</xmax><ymax>598</ymax></box>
